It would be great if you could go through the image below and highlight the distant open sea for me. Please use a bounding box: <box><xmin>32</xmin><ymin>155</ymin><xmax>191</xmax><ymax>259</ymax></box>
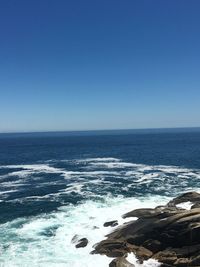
<box><xmin>0</xmin><ymin>128</ymin><xmax>200</xmax><ymax>266</ymax></box>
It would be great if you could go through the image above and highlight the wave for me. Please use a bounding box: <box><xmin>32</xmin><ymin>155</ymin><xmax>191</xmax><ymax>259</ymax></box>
<box><xmin>0</xmin><ymin>195</ymin><xmax>168</xmax><ymax>266</ymax></box>
<box><xmin>0</xmin><ymin>157</ymin><xmax>200</xmax><ymax>202</ymax></box>
<box><xmin>89</xmin><ymin>162</ymin><xmax>139</xmax><ymax>168</ymax></box>
<box><xmin>1</xmin><ymin>157</ymin><xmax>200</xmax><ymax>266</ymax></box>
<box><xmin>76</xmin><ymin>157</ymin><xmax>121</xmax><ymax>162</ymax></box>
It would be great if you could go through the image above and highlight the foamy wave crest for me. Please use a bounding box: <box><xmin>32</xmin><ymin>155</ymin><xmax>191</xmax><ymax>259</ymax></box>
<box><xmin>1</xmin><ymin>157</ymin><xmax>200</xmax><ymax>266</ymax></box>
<box><xmin>77</xmin><ymin>157</ymin><xmax>121</xmax><ymax>163</ymax></box>
<box><xmin>89</xmin><ymin>162</ymin><xmax>138</xmax><ymax>168</ymax></box>
<box><xmin>0</xmin><ymin>164</ymin><xmax>64</xmax><ymax>177</ymax></box>
<box><xmin>0</xmin><ymin>195</ymin><xmax>167</xmax><ymax>266</ymax></box>
<box><xmin>0</xmin><ymin>157</ymin><xmax>200</xmax><ymax>201</ymax></box>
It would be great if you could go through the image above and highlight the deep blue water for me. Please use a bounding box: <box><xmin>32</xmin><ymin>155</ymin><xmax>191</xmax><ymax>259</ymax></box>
<box><xmin>0</xmin><ymin>128</ymin><xmax>200</xmax><ymax>224</ymax></box>
<box><xmin>1</xmin><ymin>128</ymin><xmax>200</xmax><ymax>167</ymax></box>
<box><xmin>0</xmin><ymin>128</ymin><xmax>200</xmax><ymax>266</ymax></box>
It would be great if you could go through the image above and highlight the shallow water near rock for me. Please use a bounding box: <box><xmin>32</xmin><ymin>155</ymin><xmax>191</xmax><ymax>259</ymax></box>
<box><xmin>0</xmin><ymin>129</ymin><xmax>200</xmax><ymax>266</ymax></box>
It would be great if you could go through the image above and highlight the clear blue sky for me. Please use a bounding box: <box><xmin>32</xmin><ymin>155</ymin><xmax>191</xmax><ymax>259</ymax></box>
<box><xmin>0</xmin><ymin>0</ymin><xmax>200</xmax><ymax>132</ymax></box>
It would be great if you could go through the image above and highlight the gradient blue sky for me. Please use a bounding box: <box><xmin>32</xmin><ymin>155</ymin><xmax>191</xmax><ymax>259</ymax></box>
<box><xmin>0</xmin><ymin>0</ymin><xmax>200</xmax><ymax>132</ymax></box>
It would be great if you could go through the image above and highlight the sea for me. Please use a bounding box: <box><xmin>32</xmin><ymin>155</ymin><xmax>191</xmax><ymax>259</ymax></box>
<box><xmin>0</xmin><ymin>128</ymin><xmax>200</xmax><ymax>267</ymax></box>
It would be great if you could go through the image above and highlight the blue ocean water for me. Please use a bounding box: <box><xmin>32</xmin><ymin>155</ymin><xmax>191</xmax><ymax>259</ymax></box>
<box><xmin>0</xmin><ymin>128</ymin><xmax>200</xmax><ymax>266</ymax></box>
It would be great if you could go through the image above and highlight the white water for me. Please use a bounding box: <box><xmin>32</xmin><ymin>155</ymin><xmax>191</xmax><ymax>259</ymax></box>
<box><xmin>1</xmin><ymin>157</ymin><xmax>200</xmax><ymax>266</ymax></box>
<box><xmin>0</xmin><ymin>195</ymin><xmax>168</xmax><ymax>267</ymax></box>
<box><xmin>1</xmin><ymin>157</ymin><xmax>200</xmax><ymax>199</ymax></box>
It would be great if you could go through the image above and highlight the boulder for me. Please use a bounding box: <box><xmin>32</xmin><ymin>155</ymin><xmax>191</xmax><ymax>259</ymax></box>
<box><xmin>92</xmin><ymin>192</ymin><xmax>200</xmax><ymax>266</ymax></box>
<box><xmin>109</xmin><ymin>257</ymin><xmax>135</xmax><ymax>267</ymax></box>
<box><xmin>104</xmin><ymin>220</ymin><xmax>118</xmax><ymax>227</ymax></box>
<box><xmin>76</xmin><ymin>238</ymin><xmax>88</xmax><ymax>248</ymax></box>
<box><xmin>167</xmin><ymin>191</ymin><xmax>200</xmax><ymax>207</ymax></box>
<box><xmin>72</xmin><ymin>236</ymin><xmax>88</xmax><ymax>248</ymax></box>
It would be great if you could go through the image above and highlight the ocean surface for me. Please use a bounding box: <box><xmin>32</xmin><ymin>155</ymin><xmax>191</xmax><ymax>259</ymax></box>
<box><xmin>0</xmin><ymin>128</ymin><xmax>200</xmax><ymax>267</ymax></box>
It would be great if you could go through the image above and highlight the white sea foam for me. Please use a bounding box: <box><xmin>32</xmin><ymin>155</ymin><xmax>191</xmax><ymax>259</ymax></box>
<box><xmin>1</xmin><ymin>157</ymin><xmax>200</xmax><ymax>266</ymax></box>
<box><xmin>0</xmin><ymin>164</ymin><xmax>64</xmax><ymax>180</ymax></box>
<box><xmin>89</xmin><ymin>162</ymin><xmax>138</xmax><ymax>168</ymax></box>
<box><xmin>0</xmin><ymin>189</ymin><xmax>19</xmax><ymax>195</ymax></box>
<box><xmin>64</xmin><ymin>183</ymin><xmax>85</xmax><ymax>194</ymax></box>
<box><xmin>77</xmin><ymin>157</ymin><xmax>121</xmax><ymax>162</ymax></box>
<box><xmin>0</xmin><ymin>195</ymin><xmax>169</xmax><ymax>267</ymax></box>
<box><xmin>62</xmin><ymin>170</ymin><xmax>118</xmax><ymax>179</ymax></box>
<box><xmin>0</xmin><ymin>164</ymin><xmax>62</xmax><ymax>172</ymax></box>
<box><xmin>1</xmin><ymin>158</ymin><xmax>199</xmax><ymax>185</ymax></box>
<box><xmin>0</xmin><ymin>157</ymin><xmax>200</xmax><ymax>267</ymax></box>
<box><xmin>136</xmin><ymin>173</ymin><xmax>160</xmax><ymax>183</ymax></box>
<box><xmin>126</xmin><ymin>253</ymin><xmax>161</xmax><ymax>267</ymax></box>
<box><xmin>176</xmin><ymin>201</ymin><xmax>193</xmax><ymax>210</ymax></box>
<box><xmin>1</xmin><ymin>158</ymin><xmax>200</xmax><ymax>202</ymax></box>
<box><xmin>0</xmin><ymin>162</ymin><xmax>119</xmax><ymax>180</ymax></box>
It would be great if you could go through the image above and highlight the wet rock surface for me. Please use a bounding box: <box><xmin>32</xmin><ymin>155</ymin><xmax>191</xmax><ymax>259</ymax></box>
<box><xmin>104</xmin><ymin>220</ymin><xmax>118</xmax><ymax>227</ymax></box>
<box><xmin>92</xmin><ymin>192</ymin><xmax>200</xmax><ymax>266</ymax></box>
<box><xmin>75</xmin><ymin>238</ymin><xmax>88</xmax><ymax>248</ymax></box>
<box><xmin>71</xmin><ymin>235</ymin><xmax>89</xmax><ymax>248</ymax></box>
<box><xmin>109</xmin><ymin>257</ymin><xmax>135</xmax><ymax>267</ymax></box>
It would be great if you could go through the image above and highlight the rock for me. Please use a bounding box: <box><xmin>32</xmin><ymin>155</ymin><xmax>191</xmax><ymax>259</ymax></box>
<box><xmin>191</xmin><ymin>254</ymin><xmax>200</xmax><ymax>265</ymax></box>
<box><xmin>75</xmin><ymin>237</ymin><xmax>88</xmax><ymax>248</ymax></box>
<box><xmin>122</xmin><ymin>208</ymin><xmax>166</xmax><ymax>219</ymax></box>
<box><xmin>104</xmin><ymin>220</ymin><xmax>118</xmax><ymax>227</ymax></box>
<box><xmin>153</xmin><ymin>250</ymin><xmax>178</xmax><ymax>265</ymax></box>
<box><xmin>109</xmin><ymin>257</ymin><xmax>135</xmax><ymax>267</ymax></box>
<box><xmin>92</xmin><ymin>192</ymin><xmax>200</xmax><ymax>266</ymax></box>
<box><xmin>191</xmin><ymin>202</ymin><xmax>200</xmax><ymax>209</ymax></box>
<box><xmin>134</xmin><ymin>246</ymin><xmax>153</xmax><ymax>262</ymax></box>
<box><xmin>71</xmin><ymin>235</ymin><xmax>89</xmax><ymax>248</ymax></box>
<box><xmin>122</xmin><ymin>206</ymin><xmax>181</xmax><ymax>219</ymax></box>
<box><xmin>174</xmin><ymin>258</ymin><xmax>190</xmax><ymax>266</ymax></box>
<box><xmin>160</xmin><ymin>264</ymin><xmax>174</xmax><ymax>267</ymax></box>
<box><xmin>167</xmin><ymin>191</ymin><xmax>200</xmax><ymax>207</ymax></box>
<box><xmin>92</xmin><ymin>240</ymin><xmax>130</xmax><ymax>257</ymax></box>
<box><xmin>142</xmin><ymin>239</ymin><xmax>162</xmax><ymax>253</ymax></box>
<box><xmin>71</xmin><ymin>234</ymin><xmax>79</xmax><ymax>244</ymax></box>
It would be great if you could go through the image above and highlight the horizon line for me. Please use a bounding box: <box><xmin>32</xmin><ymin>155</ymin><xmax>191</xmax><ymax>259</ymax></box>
<box><xmin>0</xmin><ymin>126</ymin><xmax>200</xmax><ymax>135</ymax></box>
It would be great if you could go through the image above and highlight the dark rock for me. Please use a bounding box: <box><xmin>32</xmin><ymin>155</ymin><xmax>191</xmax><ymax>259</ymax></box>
<box><xmin>109</xmin><ymin>259</ymin><xmax>117</xmax><ymax>267</ymax></box>
<box><xmin>134</xmin><ymin>246</ymin><xmax>153</xmax><ymax>262</ymax></box>
<box><xmin>92</xmin><ymin>192</ymin><xmax>200</xmax><ymax>266</ymax></box>
<box><xmin>167</xmin><ymin>191</ymin><xmax>200</xmax><ymax>207</ymax></box>
<box><xmin>75</xmin><ymin>238</ymin><xmax>88</xmax><ymax>248</ymax></box>
<box><xmin>109</xmin><ymin>257</ymin><xmax>135</xmax><ymax>267</ymax></box>
<box><xmin>104</xmin><ymin>220</ymin><xmax>118</xmax><ymax>227</ymax></box>
<box><xmin>174</xmin><ymin>258</ymin><xmax>190</xmax><ymax>266</ymax></box>
<box><xmin>153</xmin><ymin>250</ymin><xmax>178</xmax><ymax>265</ymax></box>
<box><xmin>191</xmin><ymin>254</ymin><xmax>200</xmax><ymax>265</ymax></box>
<box><xmin>142</xmin><ymin>239</ymin><xmax>162</xmax><ymax>253</ymax></box>
<box><xmin>93</xmin><ymin>240</ymin><xmax>129</xmax><ymax>257</ymax></box>
<box><xmin>122</xmin><ymin>208</ymin><xmax>156</xmax><ymax>219</ymax></box>
<box><xmin>191</xmin><ymin>202</ymin><xmax>200</xmax><ymax>209</ymax></box>
<box><xmin>122</xmin><ymin>206</ymin><xmax>181</xmax><ymax>220</ymax></box>
<box><xmin>160</xmin><ymin>264</ymin><xmax>174</xmax><ymax>267</ymax></box>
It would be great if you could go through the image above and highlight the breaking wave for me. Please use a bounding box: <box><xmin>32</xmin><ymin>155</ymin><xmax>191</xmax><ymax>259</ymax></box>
<box><xmin>0</xmin><ymin>157</ymin><xmax>200</xmax><ymax>266</ymax></box>
<box><xmin>0</xmin><ymin>194</ymin><xmax>168</xmax><ymax>267</ymax></box>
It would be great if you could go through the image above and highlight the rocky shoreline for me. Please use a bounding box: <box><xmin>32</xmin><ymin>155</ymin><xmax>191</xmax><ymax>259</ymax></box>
<box><xmin>74</xmin><ymin>192</ymin><xmax>200</xmax><ymax>266</ymax></box>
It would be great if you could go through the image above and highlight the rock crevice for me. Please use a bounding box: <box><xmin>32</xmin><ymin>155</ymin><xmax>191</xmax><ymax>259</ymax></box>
<box><xmin>92</xmin><ymin>192</ymin><xmax>200</xmax><ymax>266</ymax></box>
